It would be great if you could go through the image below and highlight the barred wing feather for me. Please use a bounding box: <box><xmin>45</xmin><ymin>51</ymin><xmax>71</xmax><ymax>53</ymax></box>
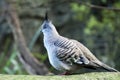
<box><xmin>54</xmin><ymin>37</ymin><xmax>90</xmax><ymax>65</ymax></box>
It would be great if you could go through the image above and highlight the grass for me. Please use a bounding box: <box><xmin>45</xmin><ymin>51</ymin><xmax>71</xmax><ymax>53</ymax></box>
<box><xmin>0</xmin><ymin>72</ymin><xmax>120</xmax><ymax>80</ymax></box>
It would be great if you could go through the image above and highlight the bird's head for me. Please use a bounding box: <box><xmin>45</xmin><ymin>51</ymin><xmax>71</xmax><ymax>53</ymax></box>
<box><xmin>40</xmin><ymin>12</ymin><xmax>58</xmax><ymax>36</ymax></box>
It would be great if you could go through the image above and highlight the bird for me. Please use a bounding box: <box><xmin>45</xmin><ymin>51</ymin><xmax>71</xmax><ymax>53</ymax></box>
<box><xmin>40</xmin><ymin>12</ymin><xmax>119</xmax><ymax>74</ymax></box>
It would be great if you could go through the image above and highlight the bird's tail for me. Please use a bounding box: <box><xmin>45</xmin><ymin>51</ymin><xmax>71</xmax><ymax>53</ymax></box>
<box><xmin>85</xmin><ymin>60</ymin><xmax>119</xmax><ymax>72</ymax></box>
<box><xmin>83</xmin><ymin>61</ymin><xmax>119</xmax><ymax>72</ymax></box>
<box><xmin>98</xmin><ymin>62</ymin><xmax>119</xmax><ymax>72</ymax></box>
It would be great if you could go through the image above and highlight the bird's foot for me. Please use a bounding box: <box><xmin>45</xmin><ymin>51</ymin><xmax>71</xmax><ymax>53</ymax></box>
<box><xmin>60</xmin><ymin>72</ymin><xmax>71</xmax><ymax>75</ymax></box>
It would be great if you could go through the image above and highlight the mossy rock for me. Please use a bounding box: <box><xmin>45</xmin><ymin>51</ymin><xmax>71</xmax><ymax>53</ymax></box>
<box><xmin>0</xmin><ymin>72</ymin><xmax>120</xmax><ymax>80</ymax></box>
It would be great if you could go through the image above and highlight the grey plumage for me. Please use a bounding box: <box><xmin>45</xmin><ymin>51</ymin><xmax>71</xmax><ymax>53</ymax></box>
<box><xmin>40</xmin><ymin>13</ymin><xmax>119</xmax><ymax>73</ymax></box>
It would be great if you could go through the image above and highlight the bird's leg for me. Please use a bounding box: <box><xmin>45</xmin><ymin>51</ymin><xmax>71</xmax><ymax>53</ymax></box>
<box><xmin>60</xmin><ymin>71</ymin><xmax>70</xmax><ymax>75</ymax></box>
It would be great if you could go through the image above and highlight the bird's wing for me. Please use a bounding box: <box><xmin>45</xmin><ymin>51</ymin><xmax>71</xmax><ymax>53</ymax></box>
<box><xmin>54</xmin><ymin>37</ymin><xmax>90</xmax><ymax>65</ymax></box>
<box><xmin>70</xmin><ymin>39</ymin><xmax>103</xmax><ymax>68</ymax></box>
<box><xmin>71</xmin><ymin>39</ymin><xmax>99</xmax><ymax>61</ymax></box>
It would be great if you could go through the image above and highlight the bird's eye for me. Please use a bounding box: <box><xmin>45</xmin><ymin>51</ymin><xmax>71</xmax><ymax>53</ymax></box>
<box><xmin>43</xmin><ymin>25</ymin><xmax>48</xmax><ymax>29</ymax></box>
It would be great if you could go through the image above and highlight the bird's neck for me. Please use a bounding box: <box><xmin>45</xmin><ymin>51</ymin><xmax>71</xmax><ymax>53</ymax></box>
<box><xmin>43</xmin><ymin>29</ymin><xmax>59</xmax><ymax>41</ymax></box>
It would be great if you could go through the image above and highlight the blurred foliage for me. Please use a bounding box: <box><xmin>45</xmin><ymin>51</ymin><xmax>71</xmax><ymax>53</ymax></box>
<box><xmin>0</xmin><ymin>0</ymin><xmax>120</xmax><ymax>74</ymax></box>
<box><xmin>71</xmin><ymin>2</ymin><xmax>120</xmax><ymax>68</ymax></box>
<box><xmin>0</xmin><ymin>40</ymin><xmax>26</xmax><ymax>74</ymax></box>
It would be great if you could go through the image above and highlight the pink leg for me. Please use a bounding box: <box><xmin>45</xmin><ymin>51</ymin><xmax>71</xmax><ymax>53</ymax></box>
<box><xmin>60</xmin><ymin>71</ymin><xmax>71</xmax><ymax>75</ymax></box>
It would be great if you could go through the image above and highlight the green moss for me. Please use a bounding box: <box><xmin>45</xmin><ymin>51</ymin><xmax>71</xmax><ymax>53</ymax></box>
<box><xmin>0</xmin><ymin>72</ymin><xmax>120</xmax><ymax>80</ymax></box>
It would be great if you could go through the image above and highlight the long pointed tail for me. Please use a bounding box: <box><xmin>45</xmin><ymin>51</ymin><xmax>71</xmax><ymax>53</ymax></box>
<box><xmin>83</xmin><ymin>61</ymin><xmax>119</xmax><ymax>72</ymax></box>
<box><xmin>100</xmin><ymin>63</ymin><xmax>119</xmax><ymax>72</ymax></box>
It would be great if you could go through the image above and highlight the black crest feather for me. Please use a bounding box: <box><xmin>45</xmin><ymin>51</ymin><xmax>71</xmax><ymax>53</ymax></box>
<box><xmin>45</xmin><ymin>11</ymin><xmax>49</xmax><ymax>21</ymax></box>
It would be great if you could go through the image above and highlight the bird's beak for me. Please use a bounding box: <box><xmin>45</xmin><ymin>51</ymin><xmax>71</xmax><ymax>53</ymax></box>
<box><xmin>39</xmin><ymin>27</ymin><xmax>42</xmax><ymax>33</ymax></box>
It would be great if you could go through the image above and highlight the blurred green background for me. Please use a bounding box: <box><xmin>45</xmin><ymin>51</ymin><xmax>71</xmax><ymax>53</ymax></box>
<box><xmin>0</xmin><ymin>0</ymin><xmax>120</xmax><ymax>74</ymax></box>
